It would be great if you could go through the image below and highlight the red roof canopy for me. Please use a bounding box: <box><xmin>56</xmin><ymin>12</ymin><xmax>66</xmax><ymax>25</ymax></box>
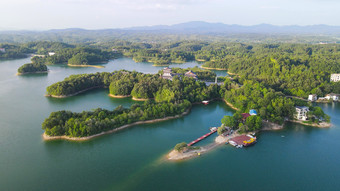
<box><xmin>242</xmin><ymin>113</ymin><xmax>250</xmax><ymax>120</ymax></box>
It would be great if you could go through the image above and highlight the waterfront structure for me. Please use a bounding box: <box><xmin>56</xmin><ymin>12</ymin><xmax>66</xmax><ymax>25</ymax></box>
<box><xmin>295</xmin><ymin>106</ymin><xmax>309</xmax><ymax>121</ymax></box>
<box><xmin>0</xmin><ymin>48</ymin><xmax>5</xmax><ymax>53</ymax></box>
<box><xmin>184</xmin><ymin>70</ymin><xmax>197</xmax><ymax>79</ymax></box>
<box><xmin>249</xmin><ymin>109</ymin><xmax>257</xmax><ymax>115</ymax></box>
<box><xmin>229</xmin><ymin>135</ymin><xmax>257</xmax><ymax>148</ymax></box>
<box><xmin>331</xmin><ymin>74</ymin><xmax>340</xmax><ymax>82</ymax></box>
<box><xmin>325</xmin><ymin>93</ymin><xmax>339</xmax><ymax>101</ymax></box>
<box><xmin>308</xmin><ymin>94</ymin><xmax>318</xmax><ymax>102</ymax></box>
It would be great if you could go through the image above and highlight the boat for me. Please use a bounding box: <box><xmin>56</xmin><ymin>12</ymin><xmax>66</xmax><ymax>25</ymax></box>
<box><xmin>202</xmin><ymin>100</ymin><xmax>209</xmax><ymax>105</ymax></box>
<box><xmin>243</xmin><ymin>136</ymin><xmax>257</xmax><ymax>147</ymax></box>
<box><xmin>209</xmin><ymin>127</ymin><xmax>217</xmax><ymax>132</ymax></box>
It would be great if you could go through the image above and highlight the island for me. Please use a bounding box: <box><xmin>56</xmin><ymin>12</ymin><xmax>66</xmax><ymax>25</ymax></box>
<box><xmin>17</xmin><ymin>63</ymin><xmax>48</xmax><ymax>75</ymax></box>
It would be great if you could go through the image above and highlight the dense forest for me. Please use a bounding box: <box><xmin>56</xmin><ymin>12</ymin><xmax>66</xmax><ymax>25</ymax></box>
<box><xmin>42</xmin><ymin>100</ymin><xmax>191</xmax><ymax>137</ymax></box>
<box><xmin>112</xmin><ymin>41</ymin><xmax>340</xmax><ymax>98</ymax></box>
<box><xmin>17</xmin><ymin>63</ymin><xmax>48</xmax><ymax>74</ymax></box>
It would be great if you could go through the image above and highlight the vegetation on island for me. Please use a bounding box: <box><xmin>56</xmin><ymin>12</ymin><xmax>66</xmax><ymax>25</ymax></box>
<box><xmin>33</xmin><ymin>47</ymin><xmax>119</xmax><ymax>66</ymax></box>
<box><xmin>42</xmin><ymin>100</ymin><xmax>191</xmax><ymax>137</ymax></box>
<box><xmin>46</xmin><ymin>70</ymin><xmax>220</xmax><ymax>102</ymax></box>
<box><xmin>17</xmin><ymin>63</ymin><xmax>48</xmax><ymax>74</ymax></box>
<box><xmin>174</xmin><ymin>142</ymin><xmax>188</xmax><ymax>152</ymax></box>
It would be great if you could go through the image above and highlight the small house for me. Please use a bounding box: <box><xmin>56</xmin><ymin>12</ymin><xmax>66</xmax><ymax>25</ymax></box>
<box><xmin>330</xmin><ymin>74</ymin><xmax>340</xmax><ymax>82</ymax></box>
<box><xmin>184</xmin><ymin>70</ymin><xmax>197</xmax><ymax>79</ymax></box>
<box><xmin>325</xmin><ymin>93</ymin><xmax>339</xmax><ymax>101</ymax></box>
<box><xmin>308</xmin><ymin>94</ymin><xmax>317</xmax><ymax>102</ymax></box>
<box><xmin>295</xmin><ymin>106</ymin><xmax>309</xmax><ymax>121</ymax></box>
<box><xmin>48</xmin><ymin>52</ymin><xmax>55</xmax><ymax>56</ymax></box>
<box><xmin>242</xmin><ymin>113</ymin><xmax>251</xmax><ymax>121</ymax></box>
<box><xmin>0</xmin><ymin>48</ymin><xmax>5</xmax><ymax>53</ymax></box>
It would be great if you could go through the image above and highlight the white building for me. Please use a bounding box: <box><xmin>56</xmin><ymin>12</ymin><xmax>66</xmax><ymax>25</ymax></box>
<box><xmin>331</xmin><ymin>74</ymin><xmax>340</xmax><ymax>82</ymax></box>
<box><xmin>0</xmin><ymin>48</ymin><xmax>5</xmax><ymax>53</ymax></box>
<box><xmin>325</xmin><ymin>93</ymin><xmax>339</xmax><ymax>101</ymax></box>
<box><xmin>308</xmin><ymin>94</ymin><xmax>317</xmax><ymax>102</ymax></box>
<box><xmin>295</xmin><ymin>106</ymin><xmax>309</xmax><ymax>121</ymax></box>
<box><xmin>48</xmin><ymin>52</ymin><xmax>55</xmax><ymax>56</ymax></box>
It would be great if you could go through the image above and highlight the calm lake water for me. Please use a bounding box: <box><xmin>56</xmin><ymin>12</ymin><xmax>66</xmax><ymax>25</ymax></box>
<box><xmin>0</xmin><ymin>58</ymin><xmax>339</xmax><ymax>191</ymax></box>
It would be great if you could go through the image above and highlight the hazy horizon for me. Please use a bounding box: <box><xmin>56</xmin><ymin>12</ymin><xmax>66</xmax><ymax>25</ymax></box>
<box><xmin>1</xmin><ymin>0</ymin><xmax>340</xmax><ymax>30</ymax></box>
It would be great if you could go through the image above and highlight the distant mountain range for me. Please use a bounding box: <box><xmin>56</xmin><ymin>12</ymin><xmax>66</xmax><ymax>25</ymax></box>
<box><xmin>1</xmin><ymin>21</ymin><xmax>340</xmax><ymax>35</ymax></box>
<box><xmin>123</xmin><ymin>21</ymin><xmax>340</xmax><ymax>35</ymax></box>
<box><xmin>1</xmin><ymin>21</ymin><xmax>339</xmax><ymax>43</ymax></box>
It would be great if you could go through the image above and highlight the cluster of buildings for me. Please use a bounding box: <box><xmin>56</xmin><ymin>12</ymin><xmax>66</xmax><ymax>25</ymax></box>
<box><xmin>308</xmin><ymin>93</ymin><xmax>339</xmax><ymax>102</ymax></box>
<box><xmin>306</xmin><ymin>74</ymin><xmax>340</xmax><ymax>102</ymax></box>
<box><xmin>161</xmin><ymin>67</ymin><xmax>198</xmax><ymax>80</ymax></box>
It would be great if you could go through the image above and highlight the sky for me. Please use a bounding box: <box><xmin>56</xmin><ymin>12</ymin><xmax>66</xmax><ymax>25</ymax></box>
<box><xmin>0</xmin><ymin>0</ymin><xmax>339</xmax><ymax>30</ymax></box>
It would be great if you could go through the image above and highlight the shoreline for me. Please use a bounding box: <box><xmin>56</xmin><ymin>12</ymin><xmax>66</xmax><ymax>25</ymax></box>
<box><xmin>43</xmin><ymin>108</ymin><xmax>191</xmax><ymax>141</ymax></box>
<box><xmin>200</xmin><ymin>66</ymin><xmax>227</xmax><ymax>71</ymax></box>
<box><xmin>152</xmin><ymin>64</ymin><xmax>170</xmax><ymax>66</ymax></box>
<box><xmin>288</xmin><ymin>120</ymin><xmax>331</xmax><ymax>128</ymax></box>
<box><xmin>67</xmin><ymin>64</ymin><xmax>105</xmax><ymax>68</ymax></box>
<box><xmin>16</xmin><ymin>70</ymin><xmax>48</xmax><ymax>75</ymax></box>
<box><xmin>45</xmin><ymin>86</ymin><xmax>104</xmax><ymax>98</ymax></box>
<box><xmin>108</xmin><ymin>94</ymin><xmax>131</xmax><ymax>98</ymax></box>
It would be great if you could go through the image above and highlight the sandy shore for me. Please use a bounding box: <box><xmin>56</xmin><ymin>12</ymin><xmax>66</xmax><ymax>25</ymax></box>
<box><xmin>200</xmin><ymin>66</ymin><xmax>227</xmax><ymax>71</ymax></box>
<box><xmin>108</xmin><ymin>94</ymin><xmax>131</xmax><ymax>98</ymax></box>
<box><xmin>45</xmin><ymin>86</ymin><xmax>103</xmax><ymax>98</ymax></box>
<box><xmin>67</xmin><ymin>64</ymin><xmax>104</xmax><ymax>68</ymax></box>
<box><xmin>167</xmin><ymin>143</ymin><xmax>219</xmax><ymax>161</ymax></box>
<box><xmin>288</xmin><ymin>120</ymin><xmax>331</xmax><ymax>128</ymax></box>
<box><xmin>223</xmin><ymin>99</ymin><xmax>240</xmax><ymax>111</ymax></box>
<box><xmin>43</xmin><ymin>109</ymin><xmax>191</xmax><ymax>141</ymax></box>
<box><xmin>167</xmin><ymin>132</ymin><xmax>241</xmax><ymax>161</ymax></box>
<box><xmin>132</xmin><ymin>97</ymin><xmax>150</xmax><ymax>101</ymax></box>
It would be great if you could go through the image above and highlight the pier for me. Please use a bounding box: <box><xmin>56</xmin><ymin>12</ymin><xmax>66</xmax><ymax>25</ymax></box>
<box><xmin>187</xmin><ymin>129</ymin><xmax>217</xmax><ymax>146</ymax></box>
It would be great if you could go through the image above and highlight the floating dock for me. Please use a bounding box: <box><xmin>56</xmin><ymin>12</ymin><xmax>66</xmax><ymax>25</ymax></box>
<box><xmin>187</xmin><ymin>129</ymin><xmax>217</xmax><ymax>146</ymax></box>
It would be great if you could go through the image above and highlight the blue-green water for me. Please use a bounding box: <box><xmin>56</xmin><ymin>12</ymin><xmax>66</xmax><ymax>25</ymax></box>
<box><xmin>0</xmin><ymin>58</ymin><xmax>339</xmax><ymax>191</ymax></box>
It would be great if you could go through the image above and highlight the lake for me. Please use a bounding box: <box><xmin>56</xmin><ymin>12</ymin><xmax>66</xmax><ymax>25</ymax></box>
<box><xmin>0</xmin><ymin>57</ymin><xmax>339</xmax><ymax>191</ymax></box>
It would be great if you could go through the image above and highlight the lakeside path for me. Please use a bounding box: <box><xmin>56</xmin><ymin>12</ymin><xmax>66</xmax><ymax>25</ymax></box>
<box><xmin>42</xmin><ymin>109</ymin><xmax>191</xmax><ymax>141</ymax></box>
